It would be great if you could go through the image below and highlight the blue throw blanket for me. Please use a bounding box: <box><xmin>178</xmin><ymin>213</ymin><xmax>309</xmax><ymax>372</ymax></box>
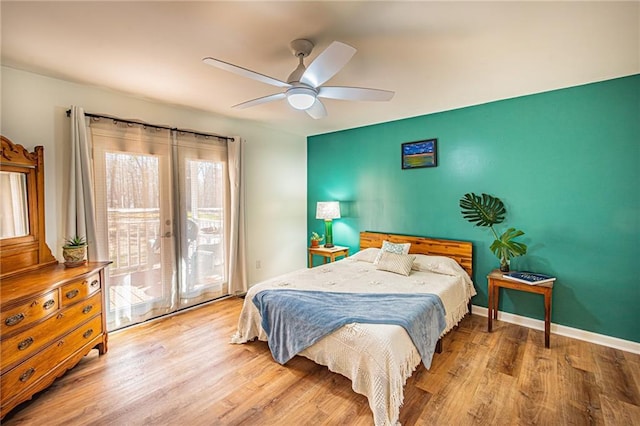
<box><xmin>252</xmin><ymin>289</ymin><xmax>446</xmax><ymax>369</ymax></box>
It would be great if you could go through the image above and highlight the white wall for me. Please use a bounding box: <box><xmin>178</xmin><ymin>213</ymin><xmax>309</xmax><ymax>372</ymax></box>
<box><xmin>1</xmin><ymin>66</ymin><xmax>307</xmax><ymax>285</ymax></box>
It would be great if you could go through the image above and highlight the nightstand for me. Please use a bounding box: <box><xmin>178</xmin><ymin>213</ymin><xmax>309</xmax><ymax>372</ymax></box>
<box><xmin>308</xmin><ymin>245</ymin><xmax>349</xmax><ymax>268</ymax></box>
<box><xmin>487</xmin><ymin>269</ymin><xmax>554</xmax><ymax>348</ymax></box>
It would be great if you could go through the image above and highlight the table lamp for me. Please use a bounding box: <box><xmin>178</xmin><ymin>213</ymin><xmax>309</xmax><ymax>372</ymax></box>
<box><xmin>316</xmin><ymin>201</ymin><xmax>340</xmax><ymax>248</ymax></box>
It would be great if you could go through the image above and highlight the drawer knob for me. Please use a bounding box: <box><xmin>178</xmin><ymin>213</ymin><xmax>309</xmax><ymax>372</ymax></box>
<box><xmin>90</xmin><ymin>280</ymin><xmax>99</xmax><ymax>288</ymax></box>
<box><xmin>5</xmin><ymin>313</ymin><xmax>25</xmax><ymax>327</ymax></box>
<box><xmin>82</xmin><ymin>305</ymin><xmax>94</xmax><ymax>314</ymax></box>
<box><xmin>66</xmin><ymin>289</ymin><xmax>80</xmax><ymax>299</ymax></box>
<box><xmin>43</xmin><ymin>299</ymin><xmax>55</xmax><ymax>310</ymax></box>
<box><xmin>18</xmin><ymin>337</ymin><xmax>34</xmax><ymax>351</ymax></box>
<box><xmin>19</xmin><ymin>367</ymin><xmax>35</xmax><ymax>382</ymax></box>
<box><xmin>83</xmin><ymin>328</ymin><xmax>94</xmax><ymax>339</ymax></box>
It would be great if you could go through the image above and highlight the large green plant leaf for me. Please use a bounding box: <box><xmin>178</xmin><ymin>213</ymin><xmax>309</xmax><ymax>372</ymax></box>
<box><xmin>459</xmin><ymin>193</ymin><xmax>506</xmax><ymax>227</ymax></box>
<box><xmin>489</xmin><ymin>227</ymin><xmax>528</xmax><ymax>260</ymax></box>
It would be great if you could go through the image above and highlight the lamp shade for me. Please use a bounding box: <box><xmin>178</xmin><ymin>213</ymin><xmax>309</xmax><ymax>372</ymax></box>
<box><xmin>316</xmin><ymin>201</ymin><xmax>341</xmax><ymax>220</ymax></box>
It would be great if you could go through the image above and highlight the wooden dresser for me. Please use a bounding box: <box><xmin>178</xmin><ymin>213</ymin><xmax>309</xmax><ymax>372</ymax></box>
<box><xmin>1</xmin><ymin>135</ymin><xmax>111</xmax><ymax>419</ymax></box>
<box><xmin>0</xmin><ymin>261</ymin><xmax>110</xmax><ymax>418</ymax></box>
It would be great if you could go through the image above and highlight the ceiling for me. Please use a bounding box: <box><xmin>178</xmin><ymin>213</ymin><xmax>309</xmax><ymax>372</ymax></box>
<box><xmin>2</xmin><ymin>1</ymin><xmax>638</xmax><ymax>137</ymax></box>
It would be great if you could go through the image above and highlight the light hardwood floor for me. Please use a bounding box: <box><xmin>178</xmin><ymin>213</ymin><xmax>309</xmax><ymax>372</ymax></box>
<box><xmin>3</xmin><ymin>297</ymin><xmax>640</xmax><ymax>425</ymax></box>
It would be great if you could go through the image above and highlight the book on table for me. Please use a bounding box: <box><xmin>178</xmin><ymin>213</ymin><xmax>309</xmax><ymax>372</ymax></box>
<box><xmin>502</xmin><ymin>271</ymin><xmax>556</xmax><ymax>285</ymax></box>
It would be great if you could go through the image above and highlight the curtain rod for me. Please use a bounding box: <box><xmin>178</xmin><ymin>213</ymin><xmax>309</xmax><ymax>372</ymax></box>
<box><xmin>65</xmin><ymin>109</ymin><xmax>234</xmax><ymax>142</ymax></box>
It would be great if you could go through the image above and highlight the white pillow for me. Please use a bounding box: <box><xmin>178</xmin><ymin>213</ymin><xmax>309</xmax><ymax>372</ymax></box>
<box><xmin>374</xmin><ymin>240</ymin><xmax>411</xmax><ymax>264</ymax></box>
<box><xmin>350</xmin><ymin>247</ymin><xmax>380</xmax><ymax>263</ymax></box>
<box><xmin>375</xmin><ymin>252</ymin><xmax>415</xmax><ymax>276</ymax></box>
<box><xmin>412</xmin><ymin>254</ymin><xmax>466</xmax><ymax>277</ymax></box>
<box><xmin>412</xmin><ymin>254</ymin><xmax>475</xmax><ymax>297</ymax></box>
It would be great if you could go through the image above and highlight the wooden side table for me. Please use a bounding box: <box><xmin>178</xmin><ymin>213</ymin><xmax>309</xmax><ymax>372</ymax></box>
<box><xmin>308</xmin><ymin>245</ymin><xmax>349</xmax><ymax>268</ymax></box>
<box><xmin>487</xmin><ymin>269</ymin><xmax>554</xmax><ymax>348</ymax></box>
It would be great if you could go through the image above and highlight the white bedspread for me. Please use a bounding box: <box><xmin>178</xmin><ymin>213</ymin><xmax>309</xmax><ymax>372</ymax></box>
<box><xmin>231</xmin><ymin>256</ymin><xmax>475</xmax><ymax>426</ymax></box>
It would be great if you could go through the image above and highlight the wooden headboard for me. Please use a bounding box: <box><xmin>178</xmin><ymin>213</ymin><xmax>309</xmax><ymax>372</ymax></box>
<box><xmin>359</xmin><ymin>231</ymin><xmax>473</xmax><ymax>277</ymax></box>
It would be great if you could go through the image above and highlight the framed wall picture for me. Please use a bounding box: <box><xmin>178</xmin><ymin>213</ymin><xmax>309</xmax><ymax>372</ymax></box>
<box><xmin>401</xmin><ymin>138</ymin><xmax>438</xmax><ymax>169</ymax></box>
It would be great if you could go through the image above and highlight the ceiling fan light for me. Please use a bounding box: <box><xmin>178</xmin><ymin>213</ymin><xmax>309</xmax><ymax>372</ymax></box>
<box><xmin>286</xmin><ymin>87</ymin><xmax>316</xmax><ymax>110</ymax></box>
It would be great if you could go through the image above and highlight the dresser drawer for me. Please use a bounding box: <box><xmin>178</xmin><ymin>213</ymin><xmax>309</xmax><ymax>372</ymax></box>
<box><xmin>60</xmin><ymin>273</ymin><xmax>101</xmax><ymax>307</ymax></box>
<box><xmin>0</xmin><ymin>292</ymin><xmax>103</xmax><ymax>372</ymax></box>
<box><xmin>1</xmin><ymin>314</ymin><xmax>103</xmax><ymax>398</ymax></box>
<box><xmin>0</xmin><ymin>291</ymin><xmax>59</xmax><ymax>335</ymax></box>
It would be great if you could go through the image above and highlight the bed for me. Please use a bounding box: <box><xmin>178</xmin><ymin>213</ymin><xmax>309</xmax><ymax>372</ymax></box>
<box><xmin>232</xmin><ymin>231</ymin><xmax>475</xmax><ymax>425</ymax></box>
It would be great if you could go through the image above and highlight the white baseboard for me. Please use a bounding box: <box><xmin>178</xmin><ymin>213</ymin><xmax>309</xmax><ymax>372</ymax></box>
<box><xmin>471</xmin><ymin>305</ymin><xmax>640</xmax><ymax>355</ymax></box>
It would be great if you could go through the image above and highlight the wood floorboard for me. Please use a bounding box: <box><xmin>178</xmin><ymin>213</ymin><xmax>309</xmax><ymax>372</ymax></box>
<box><xmin>3</xmin><ymin>297</ymin><xmax>639</xmax><ymax>425</ymax></box>
<box><xmin>558</xmin><ymin>343</ymin><xmax>603</xmax><ymax>425</ymax></box>
<box><xmin>514</xmin><ymin>332</ymin><xmax>558</xmax><ymax>425</ymax></box>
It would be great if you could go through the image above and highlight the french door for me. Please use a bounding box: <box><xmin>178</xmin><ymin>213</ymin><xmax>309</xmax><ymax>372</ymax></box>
<box><xmin>174</xmin><ymin>134</ymin><xmax>229</xmax><ymax>306</ymax></box>
<box><xmin>92</xmin><ymin>124</ymin><xmax>229</xmax><ymax>331</ymax></box>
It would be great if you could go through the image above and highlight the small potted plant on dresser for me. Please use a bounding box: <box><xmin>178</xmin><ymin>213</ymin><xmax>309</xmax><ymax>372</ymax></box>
<box><xmin>62</xmin><ymin>235</ymin><xmax>88</xmax><ymax>267</ymax></box>
<box><xmin>310</xmin><ymin>232</ymin><xmax>324</xmax><ymax>248</ymax></box>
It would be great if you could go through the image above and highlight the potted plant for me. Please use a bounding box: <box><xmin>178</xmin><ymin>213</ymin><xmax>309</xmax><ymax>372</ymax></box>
<box><xmin>310</xmin><ymin>232</ymin><xmax>324</xmax><ymax>248</ymax></box>
<box><xmin>459</xmin><ymin>193</ymin><xmax>527</xmax><ymax>272</ymax></box>
<box><xmin>62</xmin><ymin>235</ymin><xmax>88</xmax><ymax>268</ymax></box>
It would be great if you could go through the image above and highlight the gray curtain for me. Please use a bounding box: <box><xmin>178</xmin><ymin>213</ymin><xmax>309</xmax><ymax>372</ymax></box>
<box><xmin>227</xmin><ymin>136</ymin><xmax>247</xmax><ymax>294</ymax></box>
<box><xmin>67</xmin><ymin>106</ymin><xmax>104</xmax><ymax>260</ymax></box>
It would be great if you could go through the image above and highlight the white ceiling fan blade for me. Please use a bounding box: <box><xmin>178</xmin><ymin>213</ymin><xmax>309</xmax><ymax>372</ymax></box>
<box><xmin>318</xmin><ymin>86</ymin><xmax>395</xmax><ymax>102</ymax></box>
<box><xmin>233</xmin><ymin>93</ymin><xmax>286</xmax><ymax>109</ymax></box>
<box><xmin>300</xmin><ymin>41</ymin><xmax>356</xmax><ymax>88</ymax></box>
<box><xmin>203</xmin><ymin>57</ymin><xmax>291</xmax><ymax>89</ymax></box>
<box><xmin>305</xmin><ymin>99</ymin><xmax>327</xmax><ymax>119</ymax></box>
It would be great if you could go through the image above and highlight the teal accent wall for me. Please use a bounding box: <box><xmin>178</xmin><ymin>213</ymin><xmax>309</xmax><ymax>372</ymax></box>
<box><xmin>307</xmin><ymin>75</ymin><xmax>639</xmax><ymax>343</ymax></box>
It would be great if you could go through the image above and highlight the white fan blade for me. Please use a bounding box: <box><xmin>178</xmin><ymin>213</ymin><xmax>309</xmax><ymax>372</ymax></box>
<box><xmin>300</xmin><ymin>41</ymin><xmax>356</xmax><ymax>88</ymax></box>
<box><xmin>233</xmin><ymin>93</ymin><xmax>286</xmax><ymax>109</ymax></box>
<box><xmin>305</xmin><ymin>99</ymin><xmax>327</xmax><ymax>119</ymax></box>
<box><xmin>318</xmin><ymin>86</ymin><xmax>395</xmax><ymax>102</ymax></box>
<box><xmin>203</xmin><ymin>57</ymin><xmax>291</xmax><ymax>88</ymax></box>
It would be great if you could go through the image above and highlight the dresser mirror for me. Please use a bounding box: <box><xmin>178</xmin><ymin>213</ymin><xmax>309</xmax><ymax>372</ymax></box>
<box><xmin>1</xmin><ymin>170</ymin><xmax>30</xmax><ymax>238</ymax></box>
<box><xmin>0</xmin><ymin>135</ymin><xmax>57</xmax><ymax>278</ymax></box>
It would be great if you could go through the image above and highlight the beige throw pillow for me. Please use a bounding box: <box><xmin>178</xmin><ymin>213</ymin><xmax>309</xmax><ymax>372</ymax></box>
<box><xmin>375</xmin><ymin>252</ymin><xmax>415</xmax><ymax>276</ymax></box>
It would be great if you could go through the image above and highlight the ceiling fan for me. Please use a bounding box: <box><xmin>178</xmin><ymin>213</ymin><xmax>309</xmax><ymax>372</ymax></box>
<box><xmin>202</xmin><ymin>39</ymin><xmax>394</xmax><ymax>119</ymax></box>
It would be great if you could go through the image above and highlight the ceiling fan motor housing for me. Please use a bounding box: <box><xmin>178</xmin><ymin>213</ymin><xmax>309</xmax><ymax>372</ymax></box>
<box><xmin>286</xmin><ymin>40</ymin><xmax>318</xmax><ymax>109</ymax></box>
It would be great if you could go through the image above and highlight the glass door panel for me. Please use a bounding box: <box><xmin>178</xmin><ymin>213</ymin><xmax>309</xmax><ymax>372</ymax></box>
<box><xmin>92</xmin><ymin>126</ymin><xmax>176</xmax><ymax>331</ymax></box>
<box><xmin>177</xmin><ymin>144</ymin><xmax>229</xmax><ymax>308</ymax></box>
<box><xmin>105</xmin><ymin>153</ymin><xmax>164</xmax><ymax>299</ymax></box>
